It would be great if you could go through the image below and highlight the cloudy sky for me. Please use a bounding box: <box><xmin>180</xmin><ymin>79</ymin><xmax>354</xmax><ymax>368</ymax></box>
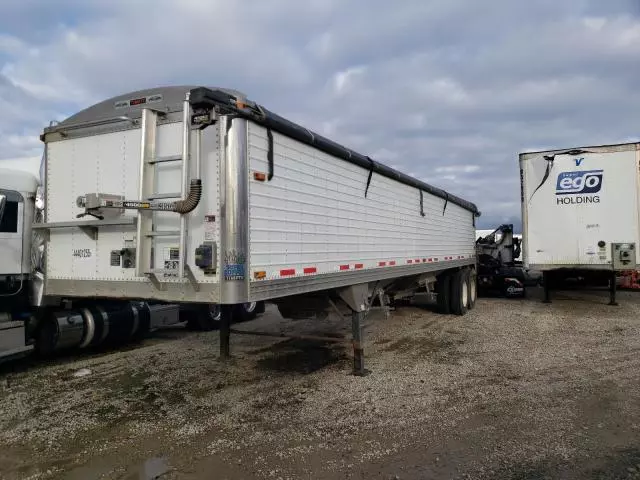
<box><xmin>1</xmin><ymin>1</ymin><xmax>639</xmax><ymax>230</ymax></box>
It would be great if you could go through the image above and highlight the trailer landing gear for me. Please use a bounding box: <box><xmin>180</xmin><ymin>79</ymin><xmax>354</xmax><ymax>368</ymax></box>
<box><xmin>219</xmin><ymin>287</ymin><xmax>372</xmax><ymax>376</ymax></box>
<box><xmin>543</xmin><ymin>271</ymin><xmax>552</xmax><ymax>304</ymax></box>
<box><xmin>542</xmin><ymin>270</ymin><xmax>619</xmax><ymax>306</ymax></box>
<box><xmin>219</xmin><ymin>305</ymin><xmax>232</xmax><ymax>360</ymax></box>
<box><xmin>351</xmin><ymin>310</ymin><xmax>369</xmax><ymax>377</ymax></box>
<box><xmin>609</xmin><ymin>271</ymin><xmax>618</xmax><ymax>306</ymax></box>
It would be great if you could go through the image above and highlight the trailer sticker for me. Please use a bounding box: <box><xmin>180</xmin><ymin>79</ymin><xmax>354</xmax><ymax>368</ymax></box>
<box><xmin>556</xmin><ymin>170</ymin><xmax>603</xmax><ymax>195</ymax></box>
<box><xmin>72</xmin><ymin>248</ymin><xmax>92</xmax><ymax>258</ymax></box>
<box><xmin>224</xmin><ymin>249</ymin><xmax>246</xmax><ymax>280</ymax></box>
<box><xmin>163</xmin><ymin>260</ymin><xmax>178</xmax><ymax>277</ymax></box>
<box><xmin>114</xmin><ymin>94</ymin><xmax>164</xmax><ymax>110</ymax></box>
<box><xmin>555</xmin><ymin>169</ymin><xmax>603</xmax><ymax>206</ymax></box>
<box><xmin>224</xmin><ymin>264</ymin><xmax>245</xmax><ymax>280</ymax></box>
<box><xmin>204</xmin><ymin>215</ymin><xmax>216</xmax><ymax>241</ymax></box>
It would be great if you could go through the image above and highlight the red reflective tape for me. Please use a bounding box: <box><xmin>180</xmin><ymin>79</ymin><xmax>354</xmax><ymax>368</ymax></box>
<box><xmin>415</xmin><ymin>259</ymin><xmax>420</xmax><ymax>263</ymax></box>
<box><xmin>303</xmin><ymin>267</ymin><xmax>317</xmax><ymax>274</ymax></box>
<box><xmin>280</xmin><ymin>269</ymin><xmax>296</xmax><ymax>276</ymax></box>
<box><xmin>389</xmin><ymin>261</ymin><xmax>396</xmax><ymax>266</ymax></box>
<box><xmin>407</xmin><ymin>260</ymin><xmax>413</xmax><ymax>264</ymax></box>
<box><xmin>378</xmin><ymin>261</ymin><xmax>387</xmax><ymax>267</ymax></box>
<box><xmin>428</xmin><ymin>258</ymin><xmax>433</xmax><ymax>262</ymax></box>
<box><xmin>340</xmin><ymin>265</ymin><xmax>350</xmax><ymax>271</ymax></box>
<box><xmin>355</xmin><ymin>263</ymin><xmax>364</xmax><ymax>269</ymax></box>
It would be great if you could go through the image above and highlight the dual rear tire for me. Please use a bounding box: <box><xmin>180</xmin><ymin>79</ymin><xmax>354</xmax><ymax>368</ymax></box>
<box><xmin>186</xmin><ymin>301</ymin><xmax>265</xmax><ymax>331</ymax></box>
<box><xmin>436</xmin><ymin>267</ymin><xmax>477</xmax><ymax>315</ymax></box>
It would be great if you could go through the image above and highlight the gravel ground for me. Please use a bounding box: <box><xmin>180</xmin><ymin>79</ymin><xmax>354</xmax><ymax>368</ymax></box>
<box><xmin>1</xmin><ymin>287</ymin><xmax>640</xmax><ymax>479</ymax></box>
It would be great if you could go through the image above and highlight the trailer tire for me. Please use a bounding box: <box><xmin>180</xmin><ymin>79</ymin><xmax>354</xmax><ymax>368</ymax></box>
<box><xmin>467</xmin><ymin>269</ymin><xmax>477</xmax><ymax>310</ymax></box>
<box><xmin>234</xmin><ymin>302</ymin><xmax>260</xmax><ymax>322</ymax></box>
<box><xmin>450</xmin><ymin>269</ymin><xmax>469</xmax><ymax>316</ymax></box>
<box><xmin>187</xmin><ymin>304</ymin><xmax>221</xmax><ymax>331</ymax></box>
<box><xmin>436</xmin><ymin>272</ymin><xmax>452</xmax><ymax>314</ymax></box>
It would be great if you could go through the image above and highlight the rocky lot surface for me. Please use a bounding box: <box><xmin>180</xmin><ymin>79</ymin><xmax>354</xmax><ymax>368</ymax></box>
<box><xmin>1</xmin><ymin>287</ymin><xmax>640</xmax><ymax>479</ymax></box>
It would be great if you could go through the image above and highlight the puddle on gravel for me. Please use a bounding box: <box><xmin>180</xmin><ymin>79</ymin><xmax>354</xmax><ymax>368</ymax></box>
<box><xmin>255</xmin><ymin>338</ymin><xmax>348</xmax><ymax>374</ymax></box>
<box><xmin>129</xmin><ymin>456</ymin><xmax>170</xmax><ymax>479</ymax></box>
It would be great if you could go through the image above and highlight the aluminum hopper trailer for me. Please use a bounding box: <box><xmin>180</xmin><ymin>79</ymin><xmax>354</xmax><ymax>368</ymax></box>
<box><xmin>36</xmin><ymin>85</ymin><xmax>480</xmax><ymax>374</ymax></box>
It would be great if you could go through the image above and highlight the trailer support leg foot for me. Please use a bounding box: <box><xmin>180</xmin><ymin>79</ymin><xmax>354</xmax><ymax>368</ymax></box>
<box><xmin>220</xmin><ymin>305</ymin><xmax>232</xmax><ymax>359</ymax></box>
<box><xmin>351</xmin><ymin>310</ymin><xmax>369</xmax><ymax>377</ymax></box>
<box><xmin>542</xmin><ymin>272</ymin><xmax>552</xmax><ymax>304</ymax></box>
<box><xmin>609</xmin><ymin>271</ymin><xmax>619</xmax><ymax>306</ymax></box>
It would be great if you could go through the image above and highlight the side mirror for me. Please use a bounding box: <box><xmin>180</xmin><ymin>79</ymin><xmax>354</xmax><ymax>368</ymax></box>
<box><xmin>0</xmin><ymin>194</ymin><xmax>6</xmax><ymax>224</ymax></box>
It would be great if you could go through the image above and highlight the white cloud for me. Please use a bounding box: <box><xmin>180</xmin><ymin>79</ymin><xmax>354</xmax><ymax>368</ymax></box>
<box><xmin>332</xmin><ymin>66</ymin><xmax>367</xmax><ymax>95</ymax></box>
<box><xmin>435</xmin><ymin>165</ymin><xmax>481</xmax><ymax>174</ymax></box>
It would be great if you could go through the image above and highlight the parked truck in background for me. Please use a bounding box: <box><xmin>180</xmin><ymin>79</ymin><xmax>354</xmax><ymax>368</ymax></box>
<box><xmin>2</xmin><ymin>84</ymin><xmax>480</xmax><ymax>373</ymax></box>
<box><xmin>475</xmin><ymin>224</ymin><xmax>527</xmax><ymax>298</ymax></box>
<box><xmin>520</xmin><ymin>142</ymin><xmax>640</xmax><ymax>304</ymax></box>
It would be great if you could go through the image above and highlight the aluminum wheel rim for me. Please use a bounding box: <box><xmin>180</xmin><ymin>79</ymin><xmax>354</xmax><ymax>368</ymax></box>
<box><xmin>470</xmin><ymin>275</ymin><xmax>477</xmax><ymax>303</ymax></box>
<box><xmin>462</xmin><ymin>278</ymin><xmax>469</xmax><ymax>307</ymax></box>
<box><xmin>209</xmin><ymin>305</ymin><xmax>221</xmax><ymax>322</ymax></box>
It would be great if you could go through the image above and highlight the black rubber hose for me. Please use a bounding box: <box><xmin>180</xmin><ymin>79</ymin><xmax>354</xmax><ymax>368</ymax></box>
<box><xmin>172</xmin><ymin>179</ymin><xmax>202</xmax><ymax>213</ymax></box>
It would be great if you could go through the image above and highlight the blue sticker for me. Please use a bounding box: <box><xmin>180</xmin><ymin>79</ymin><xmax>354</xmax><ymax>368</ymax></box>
<box><xmin>556</xmin><ymin>170</ymin><xmax>603</xmax><ymax>196</ymax></box>
<box><xmin>224</xmin><ymin>263</ymin><xmax>245</xmax><ymax>280</ymax></box>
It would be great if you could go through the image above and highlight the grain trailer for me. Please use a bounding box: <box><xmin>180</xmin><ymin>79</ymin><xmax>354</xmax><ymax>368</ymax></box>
<box><xmin>36</xmin><ymin>85</ymin><xmax>480</xmax><ymax>373</ymax></box>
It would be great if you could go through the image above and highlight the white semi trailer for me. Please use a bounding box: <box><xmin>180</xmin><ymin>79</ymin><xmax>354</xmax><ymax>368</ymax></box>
<box><xmin>2</xmin><ymin>85</ymin><xmax>480</xmax><ymax>374</ymax></box>
<box><xmin>520</xmin><ymin>142</ymin><xmax>640</xmax><ymax>304</ymax></box>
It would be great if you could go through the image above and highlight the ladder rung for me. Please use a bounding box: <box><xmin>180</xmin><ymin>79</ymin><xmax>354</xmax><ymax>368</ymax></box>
<box><xmin>149</xmin><ymin>154</ymin><xmax>183</xmax><ymax>165</ymax></box>
<box><xmin>145</xmin><ymin>231</ymin><xmax>180</xmax><ymax>237</ymax></box>
<box><xmin>147</xmin><ymin>193</ymin><xmax>182</xmax><ymax>200</ymax></box>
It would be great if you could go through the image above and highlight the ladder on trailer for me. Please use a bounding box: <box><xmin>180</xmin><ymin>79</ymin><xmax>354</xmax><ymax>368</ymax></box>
<box><xmin>135</xmin><ymin>96</ymin><xmax>200</xmax><ymax>291</ymax></box>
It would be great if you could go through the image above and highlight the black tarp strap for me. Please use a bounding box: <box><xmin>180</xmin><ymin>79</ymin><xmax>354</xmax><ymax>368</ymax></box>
<box><xmin>364</xmin><ymin>156</ymin><xmax>375</xmax><ymax>198</ymax></box>
<box><xmin>267</xmin><ymin>128</ymin><xmax>274</xmax><ymax>181</ymax></box>
<box><xmin>420</xmin><ymin>190</ymin><xmax>425</xmax><ymax>217</ymax></box>
<box><xmin>442</xmin><ymin>192</ymin><xmax>449</xmax><ymax>216</ymax></box>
